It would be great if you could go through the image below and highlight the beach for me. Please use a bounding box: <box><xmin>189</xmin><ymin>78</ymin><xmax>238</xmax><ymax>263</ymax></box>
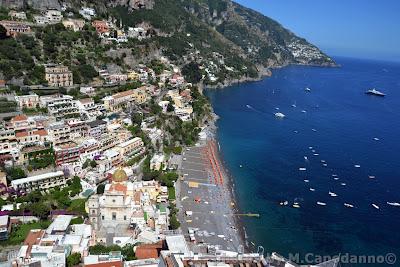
<box><xmin>176</xmin><ymin>116</ymin><xmax>247</xmax><ymax>251</ymax></box>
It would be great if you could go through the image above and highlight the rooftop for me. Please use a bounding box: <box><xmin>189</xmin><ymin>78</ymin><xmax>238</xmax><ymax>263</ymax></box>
<box><xmin>11</xmin><ymin>171</ymin><xmax>65</xmax><ymax>186</ymax></box>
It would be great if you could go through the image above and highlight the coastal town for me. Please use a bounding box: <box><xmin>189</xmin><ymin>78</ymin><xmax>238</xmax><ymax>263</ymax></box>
<box><xmin>0</xmin><ymin>3</ymin><xmax>342</xmax><ymax>267</ymax></box>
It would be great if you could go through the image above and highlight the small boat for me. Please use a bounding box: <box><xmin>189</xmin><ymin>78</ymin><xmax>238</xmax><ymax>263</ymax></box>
<box><xmin>354</xmin><ymin>165</ymin><xmax>361</xmax><ymax>168</ymax></box>
<box><xmin>329</xmin><ymin>191</ymin><xmax>338</xmax><ymax>197</ymax></box>
<box><xmin>309</xmin><ymin>146</ymin><xmax>313</xmax><ymax>149</ymax></box>
<box><xmin>314</xmin><ymin>153</ymin><xmax>319</xmax><ymax>156</ymax></box>
<box><xmin>321</xmin><ymin>160</ymin><xmax>326</xmax><ymax>163</ymax></box>
<box><xmin>280</xmin><ymin>201</ymin><xmax>289</xmax><ymax>206</ymax></box>
<box><xmin>305</xmin><ymin>87</ymin><xmax>311</xmax><ymax>92</ymax></box>
<box><xmin>387</xmin><ymin>202</ymin><xmax>400</xmax><ymax>207</ymax></box>
<box><xmin>239</xmin><ymin>165</ymin><xmax>243</xmax><ymax>168</ymax></box>
<box><xmin>275</xmin><ymin>107</ymin><xmax>280</xmax><ymax>110</ymax></box>
<box><xmin>372</xmin><ymin>204</ymin><xmax>380</xmax><ymax>210</ymax></box>
<box><xmin>299</xmin><ymin>167</ymin><xmax>307</xmax><ymax>171</ymax></box>
<box><xmin>365</xmin><ymin>88</ymin><xmax>385</xmax><ymax>97</ymax></box>
<box><xmin>304</xmin><ymin>179</ymin><xmax>310</xmax><ymax>183</ymax></box>
<box><xmin>293</xmin><ymin>204</ymin><xmax>300</xmax><ymax>208</ymax></box>
<box><xmin>323</xmin><ymin>163</ymin><xmax>328</xmax><ymax>167</ymax></box>
<box><xmin>312</xmin><ymin>150</ymin><xmax>316</xmax><ymax>153</ymax></box>
<box><xmin>294</xmin><ymin>130</ymin><xmax>298</xmax><ymax>133</ymax></box>
<box><xmin>373</xmin><ymin>137</ymin><xmax>380</xmax><ymax>141</ymax></box>
<box><xmin>292</xmin><ymin>101</ymin><xmax>297</xmax><ymax>108</ymax></box>
<box><xmin>309</xmin><ymin>188</ymin><xmax>315</xmax><ymax>192</ymax></box>
<box><xmin>301</xmin><ymin>110</ymin><xmax>307</xmax><ymax>113</ymax></box>
<box><xmin>341</xmin><ymin>183</ymin><xmax>346</xmax><ymax>186</ymax></box>
<box><xmin>334</xmin><ymin>177</ymin><xmax>339</xmax><ymax>180</ymax></box>
<box><xmin>304</xmin><ymin>156</ymin><xmax>308</xmax><ymax>161</ymax></box>
<box><xmin>312</xmin><ymin>129</ymin><xmax>317</xmax><ymax>132</ymax></box>
<box><xmin>368</xmin><ymin>175</ymin><xmax>375</xmax><ymax>179</ymax></box>
<box><xmin>317</xmin><ymin>202</ymin><xmax>327</xmax><ymax>206</ymax></box>
<box><xmin>332</xmin><ymin>174</ymin><xmax>338</xmax><ymax>177</ymax></box>
<box><xmin>344</xmin><ymin>203</ymin><xmax>354</xmax><ymax>208</ymax></box>
<box><xmin>275</xmin><ymin>112</ymin><xmax>286</xmax><ymax>118</ymax></box>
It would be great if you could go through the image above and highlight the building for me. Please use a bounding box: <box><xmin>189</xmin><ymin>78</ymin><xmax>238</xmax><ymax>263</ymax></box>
<box><xmin>79</xmin><ymin>7</ymin><xmax>96</xmax><ymax>20</ymax></box>
<box><xmin>8</xmin><ymin>114</ymin><xmax>37</xmax><ymax>133</ymax></box>
<box><xmin>115</xmin><ymin>137</ymin><xmax>145</xmax><ymax>158</ymax></box>
<box><xmin>54</xmin><ymin>142</ymin><xmax>83</xmax><ymax>166</ymax></box>
<box><xmin>103</xmin><ymin>88</ymin><xmax>149</xmax><ymax>112</ymax></box>
<box><xmin>87</xmin><ymin>120</ymin><xmax>108</xmax><ymax>140</ymax></box>
<box><xmin>40</xmin><ymin>94</ymin><xmax>79</xmax><ymax>120</ymax></box>
<box><xmin>45</xmin><ymin>64</ymin><xmax>73</xmax><ymax>87</ymax></box>
<box><xmin>0</xmin><ymin>215</ymin><xmax>10</xmax><ymax>241</ymax></box>
<box><xmin>33</xmin><ymin>15</ymin><xmax>48</xmax><ymax>25</ymax></box>
<box><xmin>47</xmin><ymin>121</ymin><xmax>71</xmax><ymax>146</ymax></box>
<box><xmin>15</xmin><ymin>129</ymin><xmax>48</xmax><ymax>147</ymax></box>
<box><xmin>84</xmin><ymin>253</ymin><xmax>123</xmax><ymax>267</ymax></box>
<box><xmin>14</xmin><ymin>94</ymin><xmax>40</xmax><ymax>109</ymax></box>
<box><xmin>10</xmin><ymin>170</ymin><xmax>68</xmax><ymax>192</ymax></box>
<box><xmin>150</xmin><ymin>154</ymin><xmax>164</xmax><ymax>171</ymax></box>
<box><xmin>0</xmin><ymin>20</ymin><xmax>31</xmax><ymax>37</ymax></box>
<box><xmin>46</xmin><ymin>215</ymin><xmax>72</xmax><ymax>235</ymax></box>
<box><xmin>9</xmin><ymin>11</ymin><xmax>27</xmax><ymax>20</ymax></box>
<box><xmin>92</xmin><ymin>20</ymin><xmax>109</xmax><ymax>35</ymax></box>
<box><xmin>45</xmin><ymin>9</ymin><xmax>63</xmax><ymax>24</ymax></box>
<box><xmin>62</xmin><ymin>18</ymin><xmax>85</xmax><ymax>32</ymax></box>
<box><xmin>78</xmin><ymin>98</ymin><xmax>101</xmax><ymax>119</ymax></box>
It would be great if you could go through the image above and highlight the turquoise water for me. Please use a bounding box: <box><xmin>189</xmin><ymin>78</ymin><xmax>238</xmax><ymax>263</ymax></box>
<box><xmin>206</xmin><ymin>57</ymin><xmax>400</xmax><ymax>265</ymax></box>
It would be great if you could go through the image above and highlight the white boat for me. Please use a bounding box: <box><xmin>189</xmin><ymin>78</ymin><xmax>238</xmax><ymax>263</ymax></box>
<box><xmin>387</xmin><ymin>202</ymin><xmax>400</xmax><ymax>207</ymax></box>
<box><xmin>354</xmin><ymin>165</ymin><xmax>361</xmax><ymax>168</ymax></box>
<box><xmin>344</xmin><ymin>203</ymin><xmax>354</xmax><ymax>208</ymax></box>
<box><xmin>309</xmin><ymin>188</ymin><xmax>315</xmax><ymax>192</ymax></box>
<box><xmin>301</xmin><ymin>110</ymin><xmax>307</xmax><ymax>113</ymax></box>
<box><xmin>239</xmin><ymin>165</ymin><xmax>243</xmax><ymax>168</ymax></box>
<box><xmin>323</xmin><ymin>164</ymin><xmax>328</xmax><ymax>167</ymax></box>
<box><xmin>314</xmin><ymin>153</ymin><xmax>319</xmax><ymax>156</ymax></box>
<box><xmin>372</xmin><ymin>204</ymin><xmax>380</xmax><ymax>210</ymax></box>
<box><xmin>309</xmin><ymin>146</ymin><xmax>313</xmax><ymax>149</ymax></box>
<box><xmin>299</xmin><ymin>167</ymin><xmax>307</xmax><ymax>171</ymax></box>
<box><xmin>368</xmin><ymin>175</ymin><xmax>376</xmax><ymax>179</ymax></box>
<box><xmin>312</xmin><ymin>150</ymin><xmax>316</xmax><ymax>153</ymax></box>
<box><xmin>305</xmin><ymin>87</ymin><xmax>311</xmax><ymax>92</ymax></box>
<box><xmin>373</xmin><ymin>137</ymin><xmax>380</xmax><ymax>141</ymax></box>
<box><xmin>304</xmin><ymin>156</ymin><xmax>308</xmax><ymax>161</ymax></box>
<box><xmin>332</xmin><ymin>174</ymin><xmax>338</xmax><ymax>177</ymax></box>
<box><xmin>304</xmin><ymin>179</ymin><xmax>310</xmax><ymax>183</ymax></box>
<box><xmin>334</xmin><ymin>177</ymin><xmax>339</xmax><ymax>180</ymax></box>
<box><xmin>365</xmin><ymin>88</ymin><xmax>385</xmax><ymax>97</ymax></box>
<box><xmin>275</xmin><ymin>112</ymin><xmax>286</xmax><ymax>118</ymax></box>
<box><xmin>321</xmin><ymin>160</ymin><xmax>326</xmax><ymax>163</ymax></box>
<box><xmin>293</xmin><ymin>204</ymin><xmax>300</xmax><ymax>208</ymax></box>
<box><xmin>341</xmin><ymin>183</ymin><xmax>346</xmax><ymax>186</ymax></box>
<box><xmin>317</xmin><ymin>202</ymin><xmax>326</xmax><ymax>206</ymax></box>
<box><xmin>275</xmin><ymin>107</ymin><xmax>280</xmax><ymax>110</ymax></box>
<box><xmin>329</xmin><ymin>191</ymin><xmax>338</xmax><ymax>197</ymax></box>
<box><xmin>246</xmin><ymin>104</ymin><xmax>252</xmax><ymax>109</ymax></box>
<box><xmin>312</xmin><ymin>129</ymin><xmax>317</xmax><ymax>132</ymax></box>
<box><xmin>292</xmin><ymin>101</ymin><xmax>297</xmax><ymax>108</ymax></box>
<box><xmin>283</xmin><ymin>201</ymin><xmax>288</xmax><ymax>205</ymax></box>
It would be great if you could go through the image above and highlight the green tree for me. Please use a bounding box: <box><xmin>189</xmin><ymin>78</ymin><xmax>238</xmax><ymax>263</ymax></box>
<box><xmin>67</xmin><ymin>252</ymin><xmax>81</xmax><ymax>267</ymax></box>
<box><xmin>0</xmin><ymin>24</ymin><xmax>8</xmax><ymax>39</ymax></box>
<box><xmin>6</xmin><ymin>167</ymin><xmax>26</xmax><ymax>181</ymax></box>
<box><xmin>31</xmin><ymin>202</ymin><xmax>50</xmax><ymax>220</ymax></box>
<box><xmin>96</xmin><ymin>184</ymin><xmax>105</xmax><ymax>194</ymax></box>
<box><xmin>182</xmin><ymin>62</ymin><xmax>202</xmax><ymax>84</ymax></box>
<box><xmin>169</xmin><ymin>214</ymin><xmax>180</xmax><ymax>230</ymax></box>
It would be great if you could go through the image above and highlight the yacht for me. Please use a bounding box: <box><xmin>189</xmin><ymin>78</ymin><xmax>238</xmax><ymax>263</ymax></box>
<box><xmin>309</xmin><ymin>188</ymin><xmax>315</xmax><ymax>192</ymax></box>
<box><xmin>354</xmin><ymin>164</ymin><xmax>361</xmax><ymax>168</ymax></box>
<box><xmin>292</xmin><ymin>101</ymin><xmax>297</xmax><ymax>108</ymax></box>
<box><xmin>387</xmin><ymin>202</ymin><xmax>400</xmax><ymax>207</ymax></box>
<box><xmin>275</xmin><ymin>112</ymin><xmax>286</xmax><ymax>118</ymax></box>
<box><xmin>304</xmin><ymin>179</ymin><xmax>310</xmax><ymax>183</ymax></box>
<box><xmin>293</xmin><ymin>204</ymin><xmax>300</xmax><ymax>208</ymax></box>
<box><xmin>329</xmin><ymin>191</ymin><xmax>338</xmax><ymax>197</ymax></box>
<box><xmin>317</xmin><ymin>202</ymin><xmax>327</xmax><ymax>206</ymax></box>
<box><xmin>344</xmin><ymin>203</ymin><xmax>354</xmax><ymax>208</ymax></box>
<box><xmin>373</xmin><ymin>137</ymin><xmax>380</xmax><ymax>141</ymax></box>
<box><xmin>341</xmin><ymin>183</ymin><xmax>346</xmax><ymax>186</ymax></box>
<box><xmin>369</xmin><ymin>175</ymin><xmax>376</xmax><ymax>179</ymax></box>
<box><xmin>305</xmin><ymin>87</ymin><xmax>311</xmax><ymax>92</ymax></box>
<box><xmin>334</xmin><ymin>177</ymin><xmax>339</xmax><ymax>180</ymax></box>
<box><xmin>301</xmin><ymin>110</ymin><xmax>307</xmax><ymax>113</ymax></box>
<box><xmin>372</xmin><ymin>204</ymin><xmax>380</xmax><ymax>210</ymax></box>
<box><xmin>299</xmin><ymin>167</ymin><xmax>307</xmax><ymax>171</ymax></box>
<box><xmin>304</xmin><ymin>156</ymin><xmax>308</xmax><ymax>161</ymax></box>
<box><xmin>365</xmin><ymin>88</ymin><xmax>385</xmax><ymax>97</ymax></box>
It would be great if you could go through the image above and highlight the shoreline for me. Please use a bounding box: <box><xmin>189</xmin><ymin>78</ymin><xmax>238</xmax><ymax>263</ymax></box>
<box><xmin>205</xmin><ymin>114</ymin><xmax>250</xmax><ymax>251</ymax></box>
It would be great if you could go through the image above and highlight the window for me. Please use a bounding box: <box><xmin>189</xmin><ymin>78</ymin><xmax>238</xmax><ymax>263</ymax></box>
<box><xmin>124</xmin><ymin>215</ymin><xmax>127</xmax><ymax>221</ymax></box>
<box><xmin>101</xmin><ymin>215</ymin><xmax>104</xmax><ymax>220</ymax></box>
<box><xmin>112</xmin><ymin>212</ymin><xmax>116</xmax><ymax>220</ymax></box>
<box><xmin>92</xmin><ymin>209</ymin><xmax>95</xmax><ymax>214</ymax></box>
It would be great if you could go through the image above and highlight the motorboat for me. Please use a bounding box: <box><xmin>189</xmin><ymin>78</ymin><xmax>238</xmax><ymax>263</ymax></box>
<box><xmin>387</xmin><ymin>202</ymin><xmax>400</xmax><ymax>207</ymax></box>
<box><xmin>309</xmin><ymin>188</ymin><xmax>315</xmax><ymax>192</ymax></box>
<box><xmin>317</xmin><ymin>202</ymin><xmax>327</xmax><ymax>206</ymax></box>
<box><xmin>372</xmin><ymin>204</ymin><xmax>380</xmax><ymax>210</ymax></box>
<box><xmin>365</xmin><ymin>88</ymin><xmax>385</xmax><ymax>97</ymax></box>
<box><xmin>344</xmin><ymin>203</ymin><xmax>354</xmax><ymax>208</ymax></box>
<box><xmin>299</xmin><ymin>167</ymin><xmax>307</xmax><ymax>171</ymax></box>
<box><xmin>275</xmin><ymin>112</ymin><xmax>286</xmax><ymax>118</ymax></box>
<box><xmin>354</xmin><ymin>165</ymin><xmax>361</xmax><ymax>168</ymax></box>
<box><xmin>329</xmin><ymin>191</ymin><xmax>338</xmax><ymax>197</ymax></box>
<box><xmin>305</xmin><ymin>87</ymin><xmax>311</xmax><ymax>92</ymax></box>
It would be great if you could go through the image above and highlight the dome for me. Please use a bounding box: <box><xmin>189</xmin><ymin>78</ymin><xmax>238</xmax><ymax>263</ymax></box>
<box><xmin>112</xmin><ymin>168</ymin><xmax>128</xmax><ymax>182</ymax></box>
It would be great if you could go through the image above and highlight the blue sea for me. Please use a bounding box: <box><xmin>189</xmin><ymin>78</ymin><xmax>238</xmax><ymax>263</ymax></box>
<box><xmin>206</xmin><ymin>57</ymin><xmax>400</xmax><ymax>266</ymax></box>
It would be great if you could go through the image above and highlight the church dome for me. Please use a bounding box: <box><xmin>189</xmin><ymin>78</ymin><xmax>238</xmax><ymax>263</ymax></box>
<box><xmin>112</xmin><ymin>168</ymin><xmax>128</xmax><ymax>182</ymax></box>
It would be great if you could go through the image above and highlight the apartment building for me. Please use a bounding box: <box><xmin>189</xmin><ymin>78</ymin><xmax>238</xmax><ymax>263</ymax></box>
<box><xmin>45</xmin><ymin>64</ymin><xmax>73</xmax><ymax>87</ymax></box>
<box><xmin>40</xmin><ymin>95</ymin><xmax>79</xmax><ymax>120</ymax></box>
<box><xmin>87</xmin><ymin>120</ymin><xmax>107</xmax><ymax>140</ymax></box>
<box><xmin>0</xmin><ymin>20</ymin><xmax>31</xmax><ymax>37</ymax></box>
<box><xmin>47</xmin><ymin>121</ymin><xmax>71</xmax><ymax>146</ymax></box>
<box><xmin>10</xmin><ymin>171</ymin><xmax>68</xmax><ymax>192</ymax></box>
<box><xmin>14</xmin><ymin>94</ymin><xmax>40</xmax><ymax>109</ymax></box>
<box><xmin>115</xmin><ymin>137</ymin><xmax>145</xmax><ymax>158</ymax></box>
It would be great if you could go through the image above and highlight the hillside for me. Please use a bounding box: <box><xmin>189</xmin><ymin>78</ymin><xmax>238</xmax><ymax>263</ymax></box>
<box><xmin>0</xmin><ymin>0</ymin><xmax>336</xmax><ymax>87</ymax></box>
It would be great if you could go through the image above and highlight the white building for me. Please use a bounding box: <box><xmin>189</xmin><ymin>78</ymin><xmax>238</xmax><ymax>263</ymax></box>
<box><xmin>11</xmin><ymin>171</ymin><xmax>68</xmax><ymax>193</ymax></box>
